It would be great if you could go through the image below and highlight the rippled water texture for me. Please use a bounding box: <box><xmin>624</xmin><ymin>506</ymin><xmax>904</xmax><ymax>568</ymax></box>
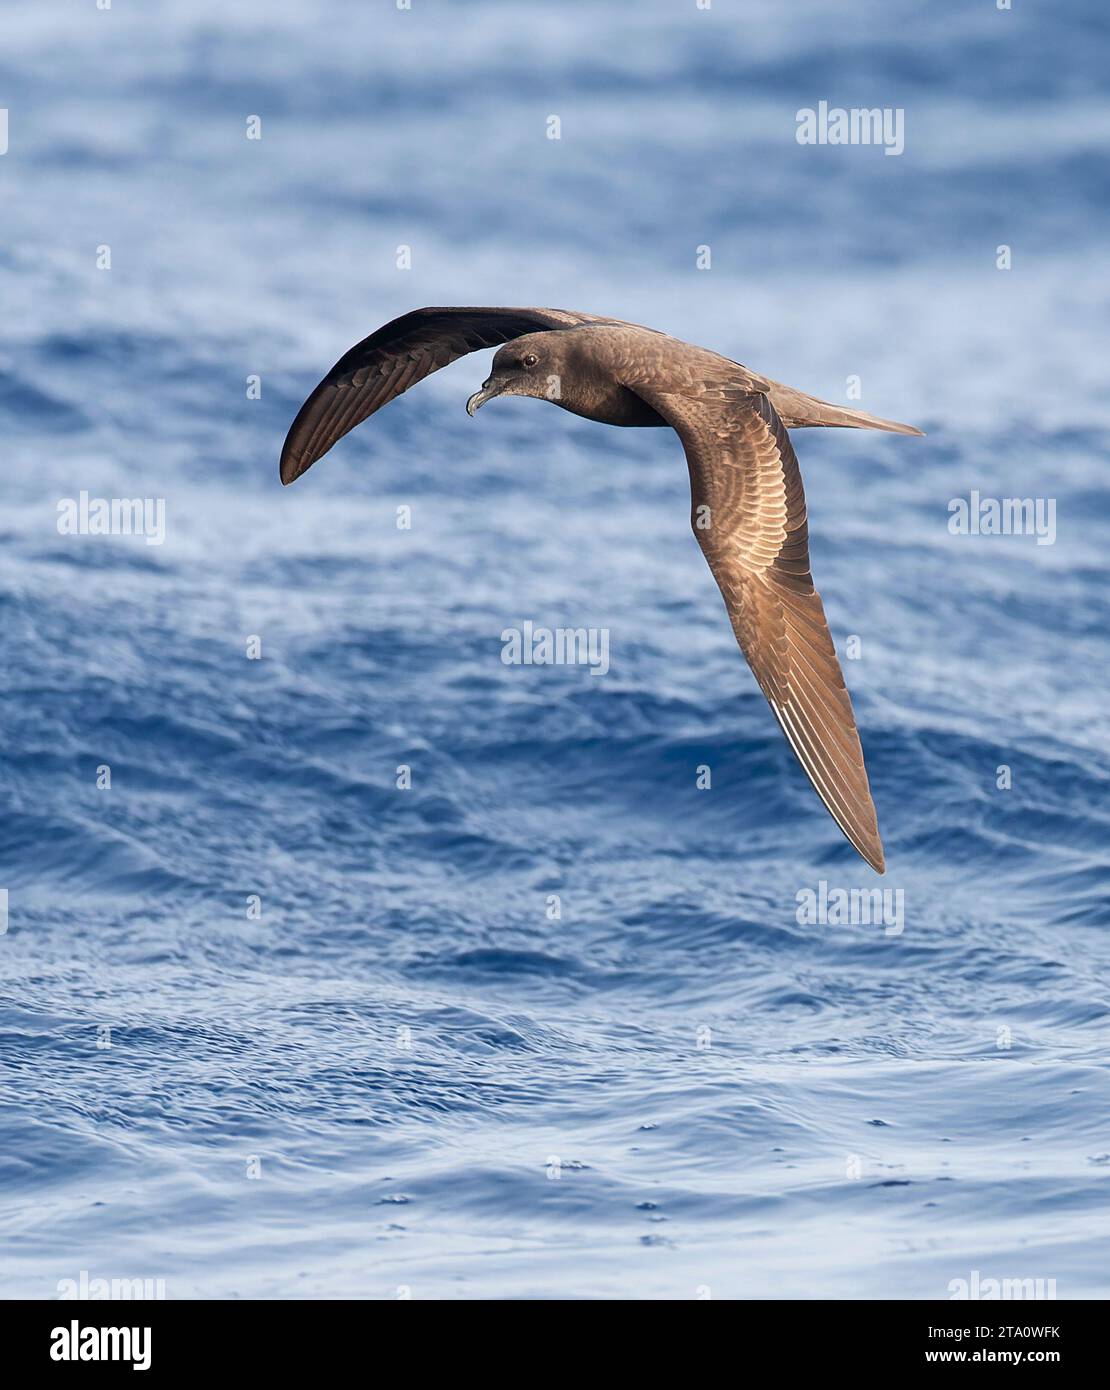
<box><xmin>1</xmin><ymin>0</ymin><xmax>1109</xmax><ymax>1298</ymax></box>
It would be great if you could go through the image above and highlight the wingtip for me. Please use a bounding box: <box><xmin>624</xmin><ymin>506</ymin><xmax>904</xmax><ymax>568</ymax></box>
<box><xmin>279</xmin><ymin>448</ymin><xmax>306</xmax><ymax>486</ymax></box>
<box><xmin>848</xmin><ymin>830</ymin><xmax>885</xmax><ymax>874</ymax></box>
<box><xmin>854</xmin><ymin>819</ymin><xmax>886</xmax><ymax>873</ymax></box>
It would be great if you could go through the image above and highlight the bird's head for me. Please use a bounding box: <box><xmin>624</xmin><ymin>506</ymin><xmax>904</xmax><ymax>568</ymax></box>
<box><xmin>466</xmin><ymin>333</ymin><xmax>568</xmax><ymax>415</ymax></box>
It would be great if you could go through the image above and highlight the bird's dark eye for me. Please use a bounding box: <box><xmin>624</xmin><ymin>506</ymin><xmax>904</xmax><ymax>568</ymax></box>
<box><xmin>522</xmin><ymin>353</ymin><xmax>539</xmax><ymax>368</ymax></box>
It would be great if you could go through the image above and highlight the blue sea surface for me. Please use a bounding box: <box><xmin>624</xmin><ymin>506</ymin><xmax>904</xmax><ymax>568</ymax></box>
<box><xmin>1</xmin><ymin>0</ymin><xmax>1109</xmax><ymax>1298</ymax></box>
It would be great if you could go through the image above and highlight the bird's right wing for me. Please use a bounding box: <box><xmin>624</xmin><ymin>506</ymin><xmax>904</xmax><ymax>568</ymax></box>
<box><xmin>631</xmin><ymin>380</ymin><xmax>885</xmax><ymax>872</ymax></box>
<box><xmin>280</xmin><ymin>306</ymin><xmax>617</xmax><ymax>483</ymax></box>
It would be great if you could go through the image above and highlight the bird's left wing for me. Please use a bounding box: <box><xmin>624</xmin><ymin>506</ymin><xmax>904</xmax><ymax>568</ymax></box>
<box><xmin>280</xmin><ymin>306</ymin><xmax>616</xmax><ymax>483</ymax></box>
<box><xmin>630</xmin><ymin>381</ymin><xmax>885</xmax><ymax>872</ymax></box>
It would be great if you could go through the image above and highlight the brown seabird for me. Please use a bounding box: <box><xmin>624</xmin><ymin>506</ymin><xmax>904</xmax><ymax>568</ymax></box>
<box><xmin>280</xmin><ymin>307</ymin><xmax>924</xmax><ymax>873</ymax></box>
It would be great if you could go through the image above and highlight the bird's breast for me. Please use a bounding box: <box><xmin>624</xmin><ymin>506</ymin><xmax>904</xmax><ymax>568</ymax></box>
<box><xmin>556</xmin><ymin>382</ymin><xmax>669</xmax><ymax>428</ymax></box>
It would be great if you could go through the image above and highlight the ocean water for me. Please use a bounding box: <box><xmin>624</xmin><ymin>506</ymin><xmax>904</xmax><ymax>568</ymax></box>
<box><xmin>1</xmin><ymin>0</ymin><xmax>1109</xmax><ymax>1299</ymax></box>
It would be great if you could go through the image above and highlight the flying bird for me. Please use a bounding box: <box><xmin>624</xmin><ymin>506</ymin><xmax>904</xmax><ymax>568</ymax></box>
<box><xmin>280</xmin><ymin>307</ymin><xmax>923</xmax><ymax>873</ymax></box>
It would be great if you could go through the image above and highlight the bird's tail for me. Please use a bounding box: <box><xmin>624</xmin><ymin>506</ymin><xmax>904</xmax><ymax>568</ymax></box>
<box><xmin>802</xmin><ymin>403</ymin><xmax>924</xmax><ymax>434</ymax></box>
<box><xmin>766</xmin><ymin>382</ymin><xmax>924</xmax><ymax>435</ymax></box>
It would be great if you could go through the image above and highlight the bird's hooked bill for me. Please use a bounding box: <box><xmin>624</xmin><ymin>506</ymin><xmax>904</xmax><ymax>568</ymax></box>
<box><xmin>466</xmin><ymin>378</ymin><xmax>505</xmax><ymax>416</ymax></box>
